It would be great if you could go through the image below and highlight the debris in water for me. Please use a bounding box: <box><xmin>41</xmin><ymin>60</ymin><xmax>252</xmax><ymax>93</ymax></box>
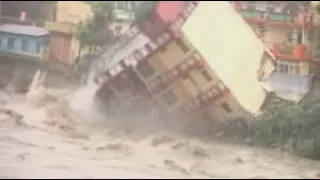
<box><xmin>0</xmin><ymin>108</ymin><xmax>25</xmax><ymax>127</ymax></box>
<box><xmin>16</xmin><ymin>153</ymin><xmax>29</xmax><ymax>161</ymax></box>
<box><xmin>171</xmin><ymin>142</ymin><xmax>189</xmax><ymax>149</ymax></box>
<box><xmin>170</xmin><ymin>142</ymin><xmax>210</xmax><ymax>159</ymax></box>
<box><xmin>151</xmin><ymin>134</ymin><xmax>175</xmax><ymax>147</ymax></box>
<box><xmin>43</xmin><ymin>120</ymin><xmax>58</xmax><ymax>127</ymax></box>
<box><xmin>67</xmin><ymin>132</ymin><xmax>90</xmax><ymax>140</ymax></box>
<box><xmin>96</xmin><ymin>143</ymin><xmax>132</xmax><ymax>154</ymax></box>
<box><xmin>58</xmin><ymin>124</ymin><xmax>74</xmax><ymax>131</ymax></box>
<box><xmin>163</xmin><ymin>159</ymin><xmax>189</xmax><ymax>175</ymax></box>
<box><xmin>236</xmin><ymin>157</ymin><xmax>244</xmax><ymax>164</ymax></box>
<box><xmin>192</xmin><ymin>147</ymin><xmax>210</xmax><ymax>159</ymax></box>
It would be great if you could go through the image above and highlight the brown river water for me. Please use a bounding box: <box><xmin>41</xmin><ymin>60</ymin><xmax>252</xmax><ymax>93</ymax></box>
<box><xmin>0</xmin><ymin>87</ymin><xmax>320</xmax><ymax>179</ymax></box>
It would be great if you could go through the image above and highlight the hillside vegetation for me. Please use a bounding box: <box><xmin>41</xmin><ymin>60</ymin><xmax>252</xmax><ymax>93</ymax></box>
<box><xmin>219</xmin><ymin>101</ymin><xmax>320</xmax><ymax>160</ymax></box>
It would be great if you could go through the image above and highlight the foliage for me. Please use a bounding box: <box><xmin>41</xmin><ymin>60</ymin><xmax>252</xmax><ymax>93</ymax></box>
<box><xmin>133</xmin><ymin>1</ymin><xmax>158</xmax><ymax>24</ymax></box>
<box><xmin>76</xmin><ymin>1</ymin><xmax>115</xmax><ymax>56</ymax></box>
<box><xmin>218</xmin><ymin>101</ymin><xmax>320</xmax><ymax>160</ymax></box>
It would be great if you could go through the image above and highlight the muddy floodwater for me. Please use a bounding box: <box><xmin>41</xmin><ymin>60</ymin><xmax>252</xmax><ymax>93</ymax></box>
<box><xmin>1</xmin><ymin>89</ymin><xmax>320</xmax><ymax>179</ymax></box>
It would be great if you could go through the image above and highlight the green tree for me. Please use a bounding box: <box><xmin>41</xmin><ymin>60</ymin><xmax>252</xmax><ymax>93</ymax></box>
<box><xmin>76</xmin><ymin>1</ymin><xmax>115</xmax><ymax>59</ymax></box>
<box><xmin>133</xmin><ymin>1</ymin><xmax>158</xmax><ymax>24</ymax></box>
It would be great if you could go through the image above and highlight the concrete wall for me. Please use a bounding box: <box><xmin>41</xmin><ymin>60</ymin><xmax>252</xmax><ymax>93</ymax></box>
<box><xmin>264</xmin><ymin>27</ymin><xmax>292</xmax><ymax>49</ymax></box>
<box><xmin>148</xmin><ymin>36</ymin><xmax>194</xmax><ymax>74</ymax></box>
<box><xmin>205</xmin><ymin>92</ymin><xmax>244</xmax><ymax>122</ymax></box>
<box><xmin>55</xmin><ymin>1</ymin><xmax>92</xmax><ymax>24</ymax></box>
<box><xmin>4</xmin><ymin>62</ymin><xmax>38</xmax><ymax>93</ymax></box>
<box><xmin>48</xmin><ymin>31</ymin><xmax>73</xmax><ymax>64</ymax></box>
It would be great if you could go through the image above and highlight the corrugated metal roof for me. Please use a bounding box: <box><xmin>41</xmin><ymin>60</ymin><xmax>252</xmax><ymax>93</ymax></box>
<box><xmin>0</xmin><ymin>24</ymin><xmax>49</xmax><ymax>36</ymax></box>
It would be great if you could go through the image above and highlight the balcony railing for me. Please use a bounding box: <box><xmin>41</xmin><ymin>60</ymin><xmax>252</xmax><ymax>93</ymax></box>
<box><xmin>272</xmin><ymin>43</ymin><xmax>310</xmax><ymax>61</ymax></box>
<box><xmin>169</xmin><ymin>1</ymin><xmax>199</xmax><ymax>39</ymax></box>
<box><xmin>146</xmin><ymin>52</ymin><xmax>203</xmax><ymax>95</ymax></box>
<box><xmin>97</xmin><ymin>1</ymin><xmax>198</xmax><ymax>85</ymax></box>
<box><xmin>239</xmin><ymin>10</ymin><xmax>264</xmax><ymax>19</ymax></box>
<box><xmin>237</xmin><ymin>9</ymin><xmax>306</xmax><ymax>27</ymax></box>
<box><xmin>99</xmin><ymin>30</ymin><xmax>172</xmax><ymax>84</ymax></box>
<box><xmin>181</xmin><ymin>81</ymin><xmax>229</xmax><ymax>112</ymax></box>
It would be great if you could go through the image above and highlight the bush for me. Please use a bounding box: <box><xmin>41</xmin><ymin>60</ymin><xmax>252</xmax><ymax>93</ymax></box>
<box><xmin>222</xmin><ymin>101</ymin><xmax>320</xmax><ymax>160</ymax></box>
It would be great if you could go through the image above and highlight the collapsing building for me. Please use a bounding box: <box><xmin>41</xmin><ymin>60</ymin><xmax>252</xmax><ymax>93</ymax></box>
<box><xmin>90</xmin><ymin>1</ymin><xmax>275</xmax><ymax>122</ymax></box>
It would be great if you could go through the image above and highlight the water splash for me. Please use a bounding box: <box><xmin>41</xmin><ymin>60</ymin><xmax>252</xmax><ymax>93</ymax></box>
<box><xmin>69</xmin><ymin>63</ymin><xmax>100</xmax><ymax>115</ymax></box>
<box><xmin>26</xmin><ymin>70</ymin><xmax>49</xmax><ymax>107</ymax></box>
<box><xmin>69</xmin><ymin>81</ymin><xmax>99</xmax><ymax>113</ymax></box>
<box><xmin>28</xmin><ymin>70</ymin><xmax>46</xmax><ymax>94</ymax></box>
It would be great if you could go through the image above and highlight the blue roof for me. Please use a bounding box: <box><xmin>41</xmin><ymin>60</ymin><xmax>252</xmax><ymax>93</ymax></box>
<box><xmin>0</xmin><ymin>24</ymin><xmax>49</xmax><ymax>36</ymax></box>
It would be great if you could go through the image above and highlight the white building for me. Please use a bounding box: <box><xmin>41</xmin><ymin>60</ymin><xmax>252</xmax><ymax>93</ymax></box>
<box><xmin>109</xmin><ymin>1</ymin><xmax>145</xmax><ymax>36</ymax></box>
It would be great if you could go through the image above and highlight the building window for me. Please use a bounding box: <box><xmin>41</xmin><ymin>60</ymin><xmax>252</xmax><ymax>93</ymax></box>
<box><xmin>277</xmin><ymin>62</ymin><xmax>299</xmax><ymax>75</ymax></box>
<box><xmin>145</xmin><ymin>44</ymin><xmax>152</xmax><ymax>53</ymax></box>
<box><xmin>113</xmin><ymin>74</ymin><xmax>131</xmax><ymax>91</ymax></box>
<box><xmin>35</xmin><ymin>42</ymin><xmax>42</xmax><ymax>54</ymax></box>
<box><xmin>159</xmin><ymin>46</ymin><xmax>167</xmax><ymax>52</ymax></box>
<box><xmin>115</xmin><ymin>25</ymin><xmax>122</xmax><ymax>35</ymax></box>
<box><xmin>288</xmin><ymin>29</ymin><xmax>302</xmax><ymax>44</ymax></box>
<box><xmin>127</xmin><ymin>1</ymin><xmax>132</xmax><ymax>10</ymax></box>
<box><xmin>266</xmin><ymin>6</ymin><xmax>275</xmax><ymax>13</ymax></box>
<box><xmin>133</xmin><ymin>50</ymin><xmax>143</xmax><ymax>59</ymax></box>
<box><xmin>21</xmin><ymin>39</ymin><xmax>29</xmax><ymax>52</ymax></box>
<box><xmin>247</xmin><ymin>5</ymin><xmax>256</xmax><ymax>10</ymax></box>
<box><xmin>200</xmin><ymin>69</ymin><xmax>213</xmax><ymax>82</ymax></box>
<box><xmin>297</xmin><ymin>31</ymin><xmax>303</xmax><ymax>44</ymax></box>
<box><xmin>53</xmin><ymin>7</ymin><xmax>57</xmax><ymax>21</ymax></box>
<box><xmin>7</xmin><ymin>37</ymin><xmax>15</xmax><ymax>49</ymax></box>
<box><xmin>118</xmin><ymin>1</ymin><xmax>126</xmax><ymax>9</ymax></box>
<box><xmin>278</xmin><ymin>63</ymin><xmax>289</xmax><ymax>73</ymax></box>
<box><xmin>136</xmin><ymin>61</ymin><xmax>155</xmax><ymax>80</ymax></box>
<box><xmin>159</xmin><ymin>90</ymin><xmax>178</xmax><ymax>106</ymax></box>
<box><xmin>175</xmin><ymin>38</ymin><xmax>190</xmax><ymax>54</ymax></box>
<box><xmin>222</xmin><ymin>103</ymin><xmax>232</xmax><ymax>113</ymax></box>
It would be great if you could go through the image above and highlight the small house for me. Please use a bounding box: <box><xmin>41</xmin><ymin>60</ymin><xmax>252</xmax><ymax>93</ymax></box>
<box><xmin>0</xmin><ymin>24</ymin><xmax>49</xmax><ymax>61</ymax></box>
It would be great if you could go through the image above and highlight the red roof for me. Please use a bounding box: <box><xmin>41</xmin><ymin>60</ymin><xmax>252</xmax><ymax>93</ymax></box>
<box><xmin>155</xmin><ymin>1</ymin><xmax>185</xmax><ymax>23</ymax></box>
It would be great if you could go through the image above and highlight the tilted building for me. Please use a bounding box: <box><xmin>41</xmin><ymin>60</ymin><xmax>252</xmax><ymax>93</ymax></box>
<box><xmin>91</xmin><ymin>1</ymin><xmax>275</xmax><ymax>122</ymax></box>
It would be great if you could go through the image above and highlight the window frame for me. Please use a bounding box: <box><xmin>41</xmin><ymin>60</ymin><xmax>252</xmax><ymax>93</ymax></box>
<box><xmin>221</xmin><ymin>102</ymin><xmax>233</xmax><ymax>113</ymax></box>
<box><xmin>276</xmin><ymin>61</ymin><xmax>299</xmax><ymax>75</ymax></box>
<box><xmin>7</xmin><ymin>36</ymin><xmax>15</xmax><ymax>49</ymax></box>
<box><xmin>200</xmin><ymin>68</ymin><xmax>213</xmax><ymax>82</ymax></box>
<box><xmin>136</xmin><ymin>61</ymin><xmax>155</xmax><ymax>80</ymax></box>
<box><xmin>114</xmin><ymin>25</ymin><xmax>122</xmax><ymax>35</ymax></box>
<box><xmin>175</xmin><ymin>38</ymin><xmax>190</xmax><ymax>54</ymax></box>
<box><xmin>158</xmin><ymin>89</ymin><xmax>178</xmax><ymax>106</ymax></box>
<box><xmin>21</xmin><ymin>38</ymin><xmax>29</xmax><ymax>52</ymax></box>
